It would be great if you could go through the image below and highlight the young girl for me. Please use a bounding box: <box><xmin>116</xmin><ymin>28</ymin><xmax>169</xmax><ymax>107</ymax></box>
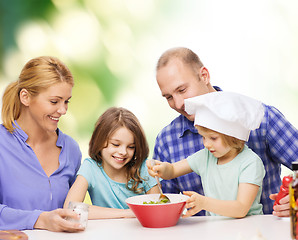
<box><xmin>147</xmin><ymin>91</ymin><xmax>266</xmax><ymax>218</ymax></box>
<box><xmin>64</xmin><ymin>107</ymin><xmax>159</xmax><ymax>219</ymax></box>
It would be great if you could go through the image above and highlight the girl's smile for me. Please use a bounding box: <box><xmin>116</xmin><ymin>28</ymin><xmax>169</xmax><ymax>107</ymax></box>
<box><xmin>101</xmin><ymin>126</ymin><xmax>136</xmax><ymax>180</ymax></box>
<box><xmin>113</xmin><ymin>155</ymin><xmax>127</xmax><ymax>163</ymax></box>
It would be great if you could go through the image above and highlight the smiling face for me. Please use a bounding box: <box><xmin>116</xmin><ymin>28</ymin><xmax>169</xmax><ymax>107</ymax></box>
<box><xmin>21</xmin><ymin>82</ymin><xmax>72</xmax><ymax>133</ymax></box>
<box><xmin>156</xmin><ymin>59</ymin><xmax>212</xmax><ymax>121</ymax></box>
<box><xmin>101</xmin><ymin>126</ymin><xmax>136</xmax><ymax>178</ymax></box>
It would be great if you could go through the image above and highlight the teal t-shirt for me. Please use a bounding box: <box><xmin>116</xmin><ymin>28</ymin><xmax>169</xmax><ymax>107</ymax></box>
<box><xmin>187</xmin><ymin>145</ymin><xmax>265</xmax><ymax>216</ymax></box>
<box><xmin>78</xmin><ymin>158</ymin><xmax>157</xmax><ymax>209</ymax></box>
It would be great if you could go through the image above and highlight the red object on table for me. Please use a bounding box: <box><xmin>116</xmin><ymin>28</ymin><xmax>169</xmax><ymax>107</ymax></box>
<box><xmin>0</xmin><ymin>230</ymin><xmax>28</xmax><ymax>240</ymax></box>
<box><xmin>274</xmin><ymin>175</ymin><xmax>293</xmax><ymax>206</ymax></box>
<box><xmin>126</xmin><ymin>194</ymin><xmax>188</xmax><ymax>228</ymax></box>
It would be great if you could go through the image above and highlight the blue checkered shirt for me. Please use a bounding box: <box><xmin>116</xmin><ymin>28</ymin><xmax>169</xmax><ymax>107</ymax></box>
<box><xmin>153</xmin><ymin>102</ymin><xmax>298</xmax><ymax>215</ymax></box>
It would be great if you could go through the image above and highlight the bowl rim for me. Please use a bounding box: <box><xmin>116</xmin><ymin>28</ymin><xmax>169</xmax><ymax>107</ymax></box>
<box><xmin>125</xmin><ymin>193</ymin><xmax>189</xmax><ymax>206</ymax></box>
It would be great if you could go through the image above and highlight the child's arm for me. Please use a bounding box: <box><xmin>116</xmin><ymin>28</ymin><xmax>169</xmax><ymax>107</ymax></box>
<box><xmin>64</xmin><ymin>175</ymin><xmax>88</xmax><ymax>208</ymax></box>
<box><xmin>89</xmin><ymin>186</ymin><xmax>159</xmax><ymax>218</ymax></box>
<box><xmin>64</xmin><ymin>175</ymin><xmax>135</xmax><ymax>219</ymax></box>
<box><xmin>88</xmin><ymin>206</ymin><xmax>135</xmax><ymax>219</ymax></box>
<box><xmin>146</xmin><ymin>159</ymin><xmax>192</xmax><ymax>179</ymax></box>
<box><xmin>183</xmin><ymin>183</ymin><xmax>260</xmax><ymax>218</ymax></box>
<box><xmin>146</xmin><ymin>185</ymin><xmax>160</xmax><ymax>194</ymax></box>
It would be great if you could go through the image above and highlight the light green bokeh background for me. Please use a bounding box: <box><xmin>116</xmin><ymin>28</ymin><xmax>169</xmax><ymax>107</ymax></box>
<box><xmin>1</xmin><ymin>0</ymin><xmax>297</xmax><ymax>178</ymax></box>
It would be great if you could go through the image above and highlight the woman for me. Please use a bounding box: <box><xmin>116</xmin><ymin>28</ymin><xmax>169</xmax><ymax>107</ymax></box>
<box><xmin>0</xmin><ymin>56</ymin><xmax>83</xmax><ymax>232</ymax></box>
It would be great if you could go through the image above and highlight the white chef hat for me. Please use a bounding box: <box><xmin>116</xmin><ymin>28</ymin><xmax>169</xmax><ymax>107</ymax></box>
<box><xmin>184</xmin><ymin>92</ymin><xmax>264</xmax><ymax>141</ymax></box>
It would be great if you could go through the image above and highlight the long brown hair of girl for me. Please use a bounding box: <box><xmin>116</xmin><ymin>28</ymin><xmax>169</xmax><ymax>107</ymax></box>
<box><xmin>89</xmin><ymin>107</ymin><xmax>149</xmax><ymax>193</ymax></box>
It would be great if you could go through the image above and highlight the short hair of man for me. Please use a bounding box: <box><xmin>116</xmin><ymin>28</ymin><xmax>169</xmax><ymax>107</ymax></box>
<box><xmin>156</xmin><ymin>47</ymin><xmax>204</xmax><ymax>75</ymax></box>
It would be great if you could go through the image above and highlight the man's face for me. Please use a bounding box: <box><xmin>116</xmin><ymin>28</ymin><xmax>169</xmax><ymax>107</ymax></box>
<box><xmin>156</xmin><ymin>59</ymin><xmax>210</xmax><ymax>121</ymax></box>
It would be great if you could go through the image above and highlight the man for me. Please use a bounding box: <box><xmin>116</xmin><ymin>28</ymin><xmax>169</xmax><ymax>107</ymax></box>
<box><xmin>153</xmin><ymin>47</ymin><xmax>298</xmax><ymax>216</ymax></box>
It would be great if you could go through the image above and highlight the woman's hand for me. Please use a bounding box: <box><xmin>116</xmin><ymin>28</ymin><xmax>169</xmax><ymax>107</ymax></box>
<box><xmin>270</xmin><ymin>193</ymin><xmax>290</xmax><ymax>217</ymax></box>
<box><xmin>34</xmin><ymin>208</ymin><xmax>85</xmax><ymax>232</ymax></box>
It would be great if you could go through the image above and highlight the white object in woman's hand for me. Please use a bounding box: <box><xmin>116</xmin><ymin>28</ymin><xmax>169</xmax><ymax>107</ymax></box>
<box><xmin>34</xmin><ymin>209</ymin><xmax>85</xmax><ymax>232</ymax></box>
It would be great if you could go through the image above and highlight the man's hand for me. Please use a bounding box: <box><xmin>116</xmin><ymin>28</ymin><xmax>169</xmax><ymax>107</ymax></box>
<box><xmin>270</xmin><ymin>193</ymin><xmax>290</xmax><ymax>217</ymax></box>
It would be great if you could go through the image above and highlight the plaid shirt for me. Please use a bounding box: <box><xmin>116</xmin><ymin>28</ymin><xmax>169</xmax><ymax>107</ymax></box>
<box><xmin>153</xmin><ymin>101</ymin><xmax>298</xmax><ymax>215</ymax></box>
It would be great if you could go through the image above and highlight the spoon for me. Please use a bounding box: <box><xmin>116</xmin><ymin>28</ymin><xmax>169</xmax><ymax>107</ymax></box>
<box><xmin>150</xmin><ymin>159</ymin><xmax>171</xmax><ymax>203</ymax></box>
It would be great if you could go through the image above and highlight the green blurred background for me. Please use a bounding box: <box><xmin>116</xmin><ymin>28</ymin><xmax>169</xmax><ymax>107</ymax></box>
<box><xmin>1</xmin><ymin>0</ymin><xmax>297</xmax><ymax>167</ymax></box>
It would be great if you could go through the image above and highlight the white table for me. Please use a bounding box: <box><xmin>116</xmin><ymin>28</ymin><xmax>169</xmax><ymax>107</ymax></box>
<box><xmin>24</xmin><ymin>215</ymin><xmax>292</xmax><ymax>240</ymax></box>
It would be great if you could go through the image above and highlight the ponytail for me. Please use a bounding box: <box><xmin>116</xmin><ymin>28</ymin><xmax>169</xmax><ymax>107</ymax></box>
<box><xmin>1</xmin><ymin>81</ymin><xmax>21</xmax><ymax>133</ymax></box>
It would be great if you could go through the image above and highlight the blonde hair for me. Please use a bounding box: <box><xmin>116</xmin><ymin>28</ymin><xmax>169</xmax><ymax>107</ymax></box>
<box><xmin>2</xmin><ymin>56</ymin><xmax>74</xmax><ymax>133</ymax></box>
<box><xmin>89</xmin><ymin>107</ymin><xmax>149</xmax><ymax>194</ymax></box>
<box><xmin>196</xmin><ymin>126</ymin><xmax>245</xmax><ymax>154</ymax></box>
<box><xmin>156</xmin><ymin>47</ymin><xmax>204</xmax><ymax>75</ymax></box>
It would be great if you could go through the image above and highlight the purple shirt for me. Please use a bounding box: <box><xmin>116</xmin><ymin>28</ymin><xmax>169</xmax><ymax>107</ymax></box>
<box><xmin>0</xmin><ymin>122</ymin><xmax>81</xmax><ymax>230</ymax></box>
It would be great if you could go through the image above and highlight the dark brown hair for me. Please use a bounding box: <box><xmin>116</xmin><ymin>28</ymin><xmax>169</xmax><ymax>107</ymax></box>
<box><xmin>89</xmin><ymin>107</ymin><xmax>149</xmax><ymax>193</ymax></box>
